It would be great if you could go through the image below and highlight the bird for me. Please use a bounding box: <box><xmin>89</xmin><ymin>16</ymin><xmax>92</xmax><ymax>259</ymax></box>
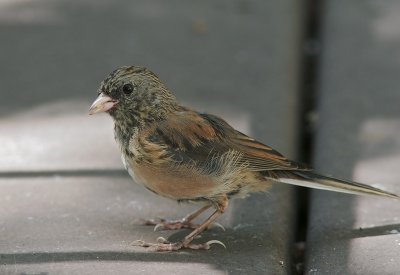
<box><xmin>89</xmin><ymin>66</ymin><xmax>399</xmax><ymax>251</ymax></box>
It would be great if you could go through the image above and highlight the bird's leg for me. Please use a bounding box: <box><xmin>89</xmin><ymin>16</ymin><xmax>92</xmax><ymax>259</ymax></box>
<box><xmin>144</xmin><ymin>204</ymin><xmax>213</xmax><ymax>231</ymax></box>
<box><xmin>136</xmin><ymin>196</ymin><xmax>228</xmax><ymax>251</ymax></box>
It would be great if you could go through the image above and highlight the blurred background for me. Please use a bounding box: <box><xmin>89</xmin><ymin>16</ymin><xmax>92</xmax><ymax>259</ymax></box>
<box><xmin>0</xmin><ymin>0</ymin><xmax>303</xmax><ymax>172</ymax></box>
<box><xmin>1</xmin><ymin>1</ymin><xmax>400</xmax><ymax>274</ymax></box>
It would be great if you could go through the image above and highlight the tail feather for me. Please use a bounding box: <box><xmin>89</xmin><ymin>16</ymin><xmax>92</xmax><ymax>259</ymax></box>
<box><xmin>274</xmin><ymin>171</ymin><xmax>400</xmax><ymax>200</ymax></box>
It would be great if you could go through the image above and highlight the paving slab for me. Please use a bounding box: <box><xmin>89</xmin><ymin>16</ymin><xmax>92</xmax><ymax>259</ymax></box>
<box><xmin>305</xmin><ymin>1</ymin><xmax>400</xmax><ymax>274</ymax></box>
<box><xmin>0</xmin><ymin>0</ymin><xmax>305</xmax><ymax>274</ymax></box>
<box><xmin>0</xmin><ymin>176</ymin><xmax>295</xmax><ymax>275</ymax></box>
<box><xmin>0</xmin><ymin>101</ymin><xmax>120</xmax><ymax>172</ymax></box>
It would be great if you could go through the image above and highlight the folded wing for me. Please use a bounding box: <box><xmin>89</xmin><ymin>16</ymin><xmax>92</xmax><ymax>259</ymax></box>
<box><xmin>142</xmin><ymin>109</ymin><xmax>398</xmax><ymax>199</ymax></box>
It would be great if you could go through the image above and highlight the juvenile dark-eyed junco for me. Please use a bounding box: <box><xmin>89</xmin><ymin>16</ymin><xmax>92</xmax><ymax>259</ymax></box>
<box><xmin>89</xmin><ymin>66</ymin><xmax>399</xmax><ymax>251</ymax></box>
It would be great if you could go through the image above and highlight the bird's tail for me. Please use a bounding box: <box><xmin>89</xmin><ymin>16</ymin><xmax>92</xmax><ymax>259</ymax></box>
<box><xmin>274</xmin><ymin>171</ymin><xmax>400</xmax><ymax>200</ymax></box>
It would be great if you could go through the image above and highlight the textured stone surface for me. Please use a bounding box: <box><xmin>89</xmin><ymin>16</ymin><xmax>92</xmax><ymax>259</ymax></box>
<box><xmin>0</xmin><ymin>177</ymin><xmax>294</xmax><ymax>275</ymax></box>
<box><xmin>305</xmin><ymin>1</ymin><xmax>400</xmax><ymax>274</ymax></box>
<box><xmin>0</xmin><ymin>0</ymin><xmax>304</xmax><ymax>274</ymax></box>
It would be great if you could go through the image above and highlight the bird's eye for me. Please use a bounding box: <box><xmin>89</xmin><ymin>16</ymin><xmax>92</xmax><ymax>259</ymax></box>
<box><xmin>122</xmin><ymin>83</ymin><xmax>134</xmax><ymax>95</ymax></box>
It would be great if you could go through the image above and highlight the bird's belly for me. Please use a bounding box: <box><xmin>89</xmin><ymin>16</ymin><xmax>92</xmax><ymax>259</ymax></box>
<box><xmin>122</xmin><ymin>154</ymin><xmax>273</xmax><ymax>200</ymax></box>
<box><xmin>127</xmin><ymin>161</ymin><xmax>219</xmax><ymax>200</ymax></box>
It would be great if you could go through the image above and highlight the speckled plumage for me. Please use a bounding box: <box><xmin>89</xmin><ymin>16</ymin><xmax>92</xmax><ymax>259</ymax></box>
<box><xmin>90</xmin><ymin>66</ymin><xmax>399</xmax><ymax>251</ymax></box>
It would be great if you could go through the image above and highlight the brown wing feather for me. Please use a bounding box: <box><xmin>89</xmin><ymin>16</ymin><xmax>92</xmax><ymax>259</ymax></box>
<box><xmin>143</xmin><ymin>110</ymin><xmax>310</xmax><ymax>172</ymax></box>
<box><xmin>199</xmin><ymin>113</ymin><xmax>310</xmax><ymax>172</ymax></box>
<box><xmin>230</xmin><ymin>132</ymin><xmax>310</xmax><ymax>171</ymax></box>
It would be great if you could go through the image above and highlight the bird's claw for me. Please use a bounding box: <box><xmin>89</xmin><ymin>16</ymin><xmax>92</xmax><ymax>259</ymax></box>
<box><xmin>153</xmin><ymin>223</ymin><xmax>165</xmax><ymax>232</ymax></box>
<box><xmin>156</xmin><ymin>236</ymin><xmax>169</xmax><ymax>243</ymax></box>
<box><xmin>205</xmin><ymin>240</ymin><xmax>226</xmax><ymax>249</ymax></box>
<box><xmin>185</xmin><ymin>240</ymin><xmax>227</xmax><ymax>250</ymax></box>
<box><xmin>211</xmin><ymin>222</ymin><xmax>226</xmax><ymax>231</ymax></box>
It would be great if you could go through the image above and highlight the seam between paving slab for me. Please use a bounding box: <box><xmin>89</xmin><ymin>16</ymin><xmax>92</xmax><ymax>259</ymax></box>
<box><xmin>0</xmin><ymin>169</ymin><xmax>128</xmax><ymax>178</ymax></box>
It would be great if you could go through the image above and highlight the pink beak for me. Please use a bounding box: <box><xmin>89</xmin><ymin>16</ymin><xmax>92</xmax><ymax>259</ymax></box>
<box><xmin>89</xmin><ymin>93</ymin><xmax>118</xmax><ymax>115</ymax></box>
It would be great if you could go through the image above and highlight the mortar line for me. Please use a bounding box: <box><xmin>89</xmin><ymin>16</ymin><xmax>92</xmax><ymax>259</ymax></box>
<box><xmin>0</xmin><ymin>169</ymin><xmax>128</xmax><ymax>178</ymax></box>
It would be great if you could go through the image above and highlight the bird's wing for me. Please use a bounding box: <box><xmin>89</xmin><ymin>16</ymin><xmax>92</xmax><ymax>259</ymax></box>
<box><xmin>142</xmin><ymin>110</ymin><xmax>310</xmax><ymax>172</ymax></box>
<box><xmin>142</xmin><ymin>110</ymin><xmax>399</xmax><ymax>199</ymax></box>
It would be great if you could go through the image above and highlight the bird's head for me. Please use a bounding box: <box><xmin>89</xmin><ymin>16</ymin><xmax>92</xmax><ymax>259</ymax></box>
<box><xmin>89</xmin><ymin>66</ymin><xmax>178</xmax><ymax>127</ymax></box>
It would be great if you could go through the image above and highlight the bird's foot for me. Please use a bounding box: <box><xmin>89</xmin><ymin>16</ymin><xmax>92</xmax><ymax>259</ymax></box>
<box><xmin>132</xmin><ymin>237</ymin><xmax>226</xmax><ymax>251</ymax></box>
<box><xmin>144</xmin><ymin>218</ymin><xmax>225</xmax><ymax>232</ymax></box>
<box><xmin>144</xmin><ymin>218</ymin><xmax>198</xmax><ymax>231</ymax></box>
